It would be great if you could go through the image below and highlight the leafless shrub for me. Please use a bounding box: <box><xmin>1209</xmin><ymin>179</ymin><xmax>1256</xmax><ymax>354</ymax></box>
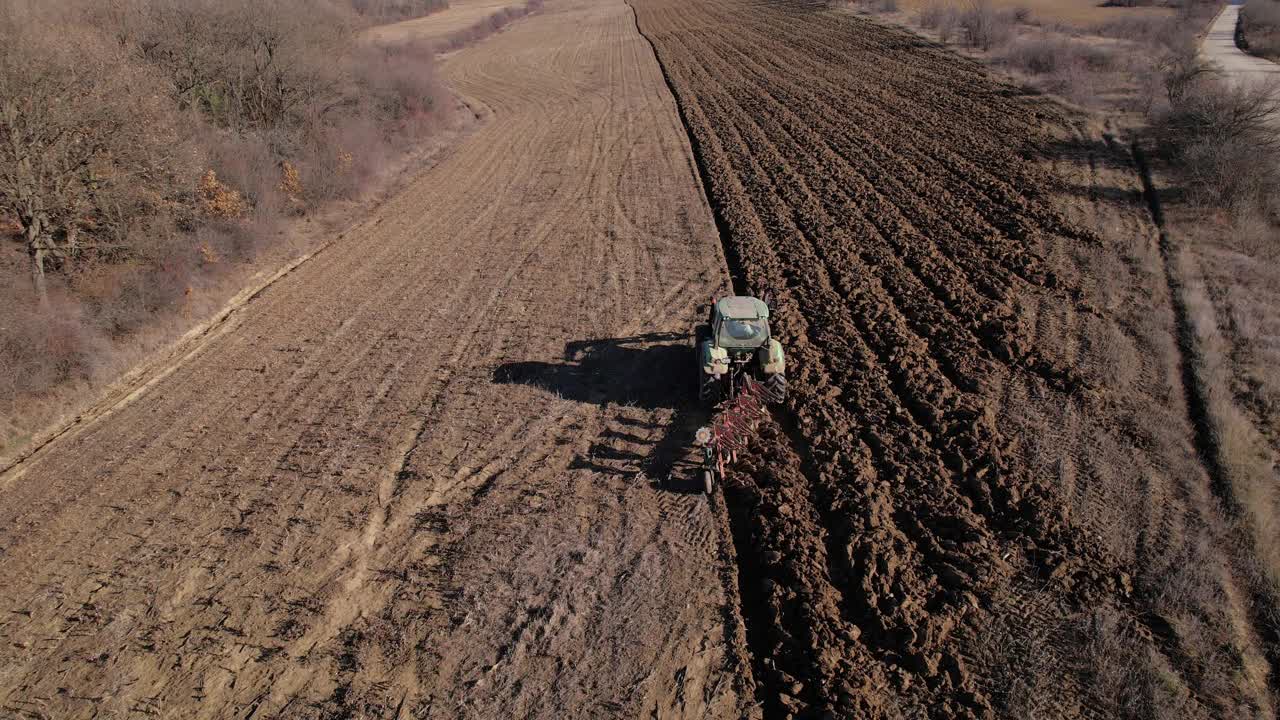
<box><xmin>0</xmin><ymin>296</ymin><xmax>107</xmax><ymax>405</ymax></box>
<box><xmin>1158</xmin><ymin>41</ymin><xmax>1216</xmax><ymax>105</ymax></box>
<box><xmin>1154</xmin><ymin>78</ymin><xmax>1280</xmax><ymax>212</ymax></box>
<box><xmin>1092</xmin><ymin>14</ymin><xmax>1179</xmax><ymax>47</ymax></box>
<box><xmin>1000</xmin><ymin>35</ymin><xmax>1114</xmax><ymax>104</ymax></box>
<box><xmin>917</xmin><ymin>1</ymin><xmax>961</xmax><ymax>41</ymax></box>
<box><xmin>439</xmin><ymin>0</ymin><xmax>544</xmax><ymax>51</ymax></box>
<box><xmin>1176</xmin><ymin>132</ymin><xmax>1280</xmax><ymax>214</ymax></box>
<box><xmin>1229</xmin><ymin>206</ymin><xmax>1279</xmax><ymax>259</ymax></box>
<box><xmin>357</xmin><ymin>37</ymin><xmax>450</xmax><ymax>135</ymax></box>
<box><xmin>351</xmin><ymin>0</ymin><xmax>449</xmax><ymax>20</ymax></box>
<box><xmin>958</xmin><ymin>0</ymin><xmax>1016</xmax><ymax>51</ymax></box>
<box><xmin>97</xmin><ymin>0</ymin><xmax>360</xmax><ymax>134</ymax></box>
<box><xmin>1003</xmin><ymin>35</ymin><xmax>1114</xmax><ymax>75</ymax></box>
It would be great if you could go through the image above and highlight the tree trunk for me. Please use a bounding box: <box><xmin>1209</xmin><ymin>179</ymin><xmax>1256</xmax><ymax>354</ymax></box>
<box><xmin>31</xmin><ymin>245</ymin><xmax>48</xmax><ymax>308</ymax></box>
<box><xmin>24</xmin><ymin>215</ymin><xmax>49</xmax><ymax>308</ymax></box>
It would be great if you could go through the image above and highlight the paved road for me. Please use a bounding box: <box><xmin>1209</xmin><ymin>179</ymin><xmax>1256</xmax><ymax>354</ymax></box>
<box><xmin>1202</xmin><ymin>1</ymin><xmax>1280</xmax><ymax>86</ymax></box>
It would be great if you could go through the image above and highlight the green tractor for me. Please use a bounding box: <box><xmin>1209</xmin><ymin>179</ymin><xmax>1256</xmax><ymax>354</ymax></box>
<box><xmin>695</xmin><ymin>296</ymin><xmax>786</xmax><ymax>408</ymax></box>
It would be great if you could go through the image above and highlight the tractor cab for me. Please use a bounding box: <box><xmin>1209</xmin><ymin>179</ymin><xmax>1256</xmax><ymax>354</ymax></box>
<box><xmin>711</xmin><ymin>296</ymin><xmax>771</xmax><ymax>354</ymax></box>
<box><xmin>697</xmin><ymin>295</ymin><xmax>786</xmax><ymax>407</ymax></box>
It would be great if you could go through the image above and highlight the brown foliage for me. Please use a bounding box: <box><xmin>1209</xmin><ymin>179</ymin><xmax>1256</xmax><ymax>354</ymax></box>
<box><xmin>198</xmin><ymin>170</ymin><xmax>248</xmax><ymax>219</ymax></box>
<box><xmin>278</xmin><ymin>162</ymin><xmax>305</xmax><ymax>210</ymax></box>
<box><xmin>957</xmin><ymin>0</ymin><xmax>1016</xmax><ymax>51</ymax></box>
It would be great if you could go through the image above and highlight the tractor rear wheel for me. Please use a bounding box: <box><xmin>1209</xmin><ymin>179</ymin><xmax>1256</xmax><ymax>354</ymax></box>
<box><xmin>700</xmin><ymin>371</ymin><xmax>723</xmax><ymax>407</ymax></box>
<box><xmin>766</xmin><ymin>372</ymin><xmax>787</xmax><ymax>403</ymax></box>
<box><xmin>694</xmin><ymin>324</ymin><xmax>718</xmax><ymax>407</ymax></box>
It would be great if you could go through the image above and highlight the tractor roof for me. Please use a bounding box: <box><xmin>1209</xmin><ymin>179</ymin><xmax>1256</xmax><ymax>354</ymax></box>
<box><xmin>716</xmin><ymin>296</ymin><xmax>769</xmax><ymax>320</ymax></box>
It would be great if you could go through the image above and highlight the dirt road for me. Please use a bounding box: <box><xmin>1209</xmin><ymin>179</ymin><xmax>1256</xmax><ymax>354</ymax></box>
<box><xmin>0</xmin><ymin>1</ymin><xmax>752</xmax><ymax>717</ymax></box>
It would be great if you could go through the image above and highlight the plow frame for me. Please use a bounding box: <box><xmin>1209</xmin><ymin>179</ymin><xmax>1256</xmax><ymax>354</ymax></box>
<box><xmin>695</xmin><ymin>376</ymin><xmax>783</xmax><ymax>494</ymax></box>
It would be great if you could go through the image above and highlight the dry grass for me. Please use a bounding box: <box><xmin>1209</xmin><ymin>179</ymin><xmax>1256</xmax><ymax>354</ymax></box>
<box><xmin>1175</xmin><ymin>241</ymin><xmax>1280</xmax><ymax>607</ymax></box>
<box><xmin>1134</xmin><ymin>228</ymin><xmax>1280</xmax><ymax>719</ymax></box>
<box><xmin>989</xmin><ymin>112</ymin><xmax>1278</xmax><ymax>716</ymax></box>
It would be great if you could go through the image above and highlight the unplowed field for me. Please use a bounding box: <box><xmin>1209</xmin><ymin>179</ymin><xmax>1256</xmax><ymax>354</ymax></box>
<box><xmin>632</xmin><ymin>0</ymin><xmax>1276</xmax><ymax>717</ymax></box>
<box><xmin>0</xmin><ymin>1</ymin><xmax>752</xmax><ymax>718</ymax></box>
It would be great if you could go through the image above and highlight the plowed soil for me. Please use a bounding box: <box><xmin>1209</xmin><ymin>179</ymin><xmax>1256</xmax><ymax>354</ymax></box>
<box><xmin>4</xmin><ymin>0</ymin><xmax>1276</xmax><ymax>718</ymax></box>
<box><xmin>631</xmin><ymin>0</ymin><xmax>1275</xmax><ymax>717</ymax></box>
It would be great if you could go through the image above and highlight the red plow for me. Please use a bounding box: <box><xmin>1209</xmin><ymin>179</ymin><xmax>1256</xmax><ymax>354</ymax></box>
<box><xmin>695</xmin><ymin>376</ymin><xmax>784</xmax><ymax>494</ymax></box>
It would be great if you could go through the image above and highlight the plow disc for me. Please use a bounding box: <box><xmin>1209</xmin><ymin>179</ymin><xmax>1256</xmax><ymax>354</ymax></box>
<box><xmin>695</xmin><ymin>376</ymin><xmax>784</xmax><ymax>494</ymax></box>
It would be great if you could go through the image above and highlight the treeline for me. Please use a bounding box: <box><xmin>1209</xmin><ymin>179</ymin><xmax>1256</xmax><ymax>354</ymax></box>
<box><xmin>0</xmin><ymin>0</ymin><xmax>450</xmax><ymax>432</ymax></box>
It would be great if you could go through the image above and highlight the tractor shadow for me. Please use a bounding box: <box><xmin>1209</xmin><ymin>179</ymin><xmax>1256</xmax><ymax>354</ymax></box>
<box><xmin>493</xmin><ymin>332</ymin><xmax>687</xmax><ymax>410</ymax></box>
<box><xmin>492</xmin><ymin>332</ymin><xmax>709</xmax><ymax>492</ymax></box>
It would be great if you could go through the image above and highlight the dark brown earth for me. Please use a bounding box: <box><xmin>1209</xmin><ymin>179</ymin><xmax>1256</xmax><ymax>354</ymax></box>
<box><xmin>631</xmin><ymin>0</ymin><xmax>1275</xmax><ymax>717</ymax></box>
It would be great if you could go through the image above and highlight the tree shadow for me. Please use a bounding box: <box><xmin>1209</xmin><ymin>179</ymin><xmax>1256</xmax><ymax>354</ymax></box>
<box><xmin>492</xmin><ymin>332</ymin><xmax>709</xmax><ymax>492</ymax></box>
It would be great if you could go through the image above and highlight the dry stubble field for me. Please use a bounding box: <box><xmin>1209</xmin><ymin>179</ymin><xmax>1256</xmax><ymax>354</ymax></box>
<box><xmin>0</xmin><ymin>1</ymin><xmax>752</xmax><ymax>717</ymax></box>
<box><xmin>1</xmin><ymin>0</ymin><xmax>1276</xmax><ymax>718</ymax></box>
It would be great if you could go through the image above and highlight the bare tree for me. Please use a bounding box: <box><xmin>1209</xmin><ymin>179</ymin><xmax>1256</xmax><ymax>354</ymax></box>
<box><xmin>0</xmin><ymin>13</ymin><xmax>193</xmax><ymax>305</ymax></box>
<box><xmin>1155</xmin><ymin>76</ymin><xmax>1280</xmax><ymax>211</ymax></box>
<box><xmin>1158</xmin><ymin>41</ymin><xmax>1215</xmax><ymax>105</ymax></box>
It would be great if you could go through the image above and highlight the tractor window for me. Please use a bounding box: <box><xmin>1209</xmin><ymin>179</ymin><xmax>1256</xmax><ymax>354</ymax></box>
<box><xmin>718</xmin><ymin>318</ymin><xmax>767</xmax><ymax>346</ymax></box>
